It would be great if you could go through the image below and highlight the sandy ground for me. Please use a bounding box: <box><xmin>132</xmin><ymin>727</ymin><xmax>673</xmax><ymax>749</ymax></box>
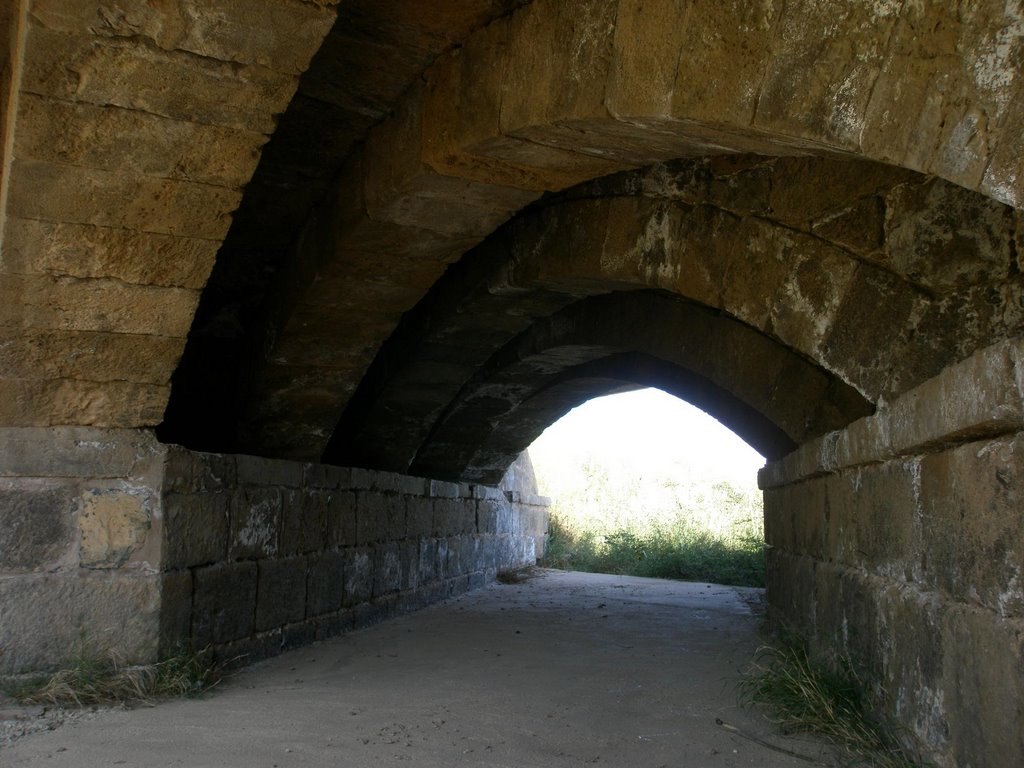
<box><xmin>1</xmin><ymin>570</ymin><xmax>841</xmax><ymax>767</ymax></box>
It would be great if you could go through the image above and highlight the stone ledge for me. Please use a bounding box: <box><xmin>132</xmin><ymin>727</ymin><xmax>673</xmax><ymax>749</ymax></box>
<box><xmin>0</xmin><ymin>427</ymin><xmax>166</xmax><ymax>479</ymax></box>
<box><xmin>760</xmin><ymin>339</ymin><xmax>1024</xmax><ymax>489</ymax></box>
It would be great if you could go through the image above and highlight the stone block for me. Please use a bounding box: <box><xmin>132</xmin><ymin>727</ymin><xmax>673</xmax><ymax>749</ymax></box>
<box><xmin>372</xmin><ymin>543</ymin><xmax>402</xmax><ymax>598</ymax></box>
<box><xmin>6</xmin><ymin>159</ymin><xmax>240</xmax><ymax>242</ymax></box>
<box><xmin>831</xmin><ymin>462</ymin><xmax>919</xmax><ymax>578</ymax></box>
<box><xmin>918</xmin><ymin>435</ymin><xmax>1024</xmax><ymax>617</ymax></box>
<box><xmin>468</xmin><ymin>570</ymin><xmax>487</xmax><ymax>591</ymax></box>
<box><xmin>192</xmin><ymin>562</ymin><xmax>257</xmax><ymax>647</ymax></box>
<box><xmin>881</xmin><ymin>177</ymin><xmax>1015</xmax><ymax>292</ymax></box>
<box><xmin>462</xmin><ymin>536</ymin><xmax>486</xmax><ymax>574</ymax></box>
<box><xmin>476</xmin><ymin>498</ymin><xmax>500</xmax><ymax>534</ymax></box>
<box><xmin>870</xmin><ymin>583</ymin><xmax>949</xmax><ymax>754</ymax></box>
<box><xmin>406</xmin><ymin>496</ymin><xmax>434</xmax><ymax>539</ymax></box>
<box><xmin>190</xmin><ymin>452</ymin><xmax>237</xmax><ymax>493</ymax></box>
<box><xmin>303</xmin><ymin>463</ymin><xmax>343</xmax><ymax>490</ymax></box>
<box><xmin>765</xmin><ymin>549</ymin><xmax>816</xmax><ymax>633</ymax></box>
<box><xmin>941</xmin><ymin>605</ymin><xmax>1024</xmax><ymax>768</ymax></box>
<box><xmin>158</xmin><ymin>569</ymin><xmax>193</xmax><ymax>654</ymax></box>
<box><xmin>0</xmin><ymin>378</ymin><xmax>170</xmax><ymax>429</ymax></box>
<box><xmin>281</xmin><ymin>621</ymin><xmax>317</xmax><ymax>652</ymax></box>
<box><xmin>22</xmin><ymin>26</ymin><xmax>297</xmax><ymax>133</ymax></box>
<box><xmin>0</xmin><ymin>482</ymin><xmax>75</xmax><ymax>571</ymax></box>
<box><xmin>890</xmin><ymin>340</ymin><xmax>1024</xmax><ymax>455</ymax></box>
<box><xmin>418</xmin><ymin>538</ymin><xmax>440</xmax><ymax>585</ymax></box>
<box><xmin>446</xmin><ymin>537</ymin><xmax>464</xmax><ymax>578</ymax></box>
<box><xmin>236</xmin><ymin>455</ymin><xmax>304</xmax><ymax>488</ymax></box>
<box><xmin>0</xmin><ymin>426</ymin><xmax>164</xmax><ymax>479</ymax></box>
<box><xmin>229</xmin><ymin>487</ymin><xmax>281</xmax><ymax>560</ymax></box>
<box><xmin>1</xmin><ymin>217</ymin><xmax>219</xmax><ymax>291</ymax></box>
<box><xmin>29</xmin><ymin>0</ymin><xmax>335</xmax><ymax>76</ymax></box>
<box><xmin>342</xmin><ymin>547</ymin><xmax>374</xmax><ymax>608</ymax></box>
<box><xmin>255</xmin><ymin>557</ymin><xmax>307</xmax><ymax>631</ymax></box>
<box><xmin>0</xmin><ymin>272</ymin><xmax>199</xmax><ymax>337</ymax></box>
<box><xmin>366</xmin><ymin>470</ymin><xmax>428</xmax><ymax>496</ymax></box>
<box><xmin>163</xmin><ymin>492</ymin><xmax>229</xmax><ymax>568</ymax></box>
<box><xmin>79</xmin><ymin>487</ymin><xmax>154</xmax><ymax>569</ymax></box>
<box><xmin>14</xmin><ymin>92</ymin><xmax>266</xmax><ymax>188</ymax></box>
<box><xmin>433</xmin><ymin>498</ymin><xmax>467</xmax><ymax>538</ymax></box>
<box><xmin>356</xmin><ymin>491</ymin><xmax>402</xmax><ymax>545</ymax></box>
<box><xmin>306</xmin><ymin>551</ymin><xmax>345</xmax><ymax>617</ymax></box>
<box><xmin>835</xmin><ymin>412</ymin><xmax>892</xmax><ymax>469</ymax></box>
<box><xmin>0</xmin><ymin>571</ymin><xmax>161</xmax><ymax>674</ymax></box>
<box><xmin>429</xmin><ymin>479</ymin><xmax>461</xmax><ymax>499</ymax></box>
<box><xmin>326</xmin><ymin>491</ymin><xmax>356</xmax><ymax>548</ymax></box>
<box><xmin>0</xmin><ymin>329</ymin><xmax>183</xmax><ymax>386</ymax></box>
<box><xmin>280</xmin><ymin>489</ymin><xmax>327</xmax><ymax>556</ymax></box>
<box><xmin>400</xmin><ymin>541</ymin><xmax>419</xmax><ymax>592</ymax></box>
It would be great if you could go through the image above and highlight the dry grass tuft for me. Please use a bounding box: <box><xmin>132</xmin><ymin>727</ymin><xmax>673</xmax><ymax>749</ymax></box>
<box><xmin>2</xmin><ymin>649</ymin><xmax>222</xmax><ymax>708</ymax></box>
<box><xmin>738</xmin><ymin>644</ymin><xmax>929</xmax><ymax>768</ymax></box>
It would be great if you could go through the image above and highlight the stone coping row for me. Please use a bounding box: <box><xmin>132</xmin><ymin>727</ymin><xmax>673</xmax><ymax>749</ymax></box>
<box><xmin>0</xmin><ymin>426</ymin><xmax>550</xmax><ymax>509</ymax></box>
<box><xmin>759</xmin><ymin>338</ymin><xmax>1024</xmax><ymax>489</ymax></box>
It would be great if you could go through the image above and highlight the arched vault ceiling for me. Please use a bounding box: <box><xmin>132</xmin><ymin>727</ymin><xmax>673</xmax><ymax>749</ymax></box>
<box><xmin>161</xmin><ymin>0</ymin><xmax>1024</xmax><ymax>463</ymax></box>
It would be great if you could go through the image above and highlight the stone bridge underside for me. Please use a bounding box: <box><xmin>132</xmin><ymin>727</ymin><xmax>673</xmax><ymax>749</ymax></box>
<box><xmin>2</xmin><ymin>2</ymin><xmax>1024</xmax><ymax>767</ymax></box>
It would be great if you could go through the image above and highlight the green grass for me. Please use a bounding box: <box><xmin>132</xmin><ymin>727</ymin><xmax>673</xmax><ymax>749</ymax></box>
<box><xmin>538</xmin><ymin>471</ymin><xmax>767</xmax><ymax>587</ymax></box>
<box><xmin>541</xmin><ymin>513</ymin><xmax>765</xmax><ymax>586</ymax></box>
<box><xmin>1</xmin><ymin>649</ymin><xmax>222</xmax><ymax>708</ymax></box>
<box><xmin>738</xmin><ymin>643</ymin><xmax>929</xmax><ymax>768</ymax></box>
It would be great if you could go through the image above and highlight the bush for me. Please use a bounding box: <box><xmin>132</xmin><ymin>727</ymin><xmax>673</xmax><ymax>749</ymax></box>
<box><xmin>539</xmin><ymin>471</ymin><xmax>766</xmax><ymax>587</ymax></box>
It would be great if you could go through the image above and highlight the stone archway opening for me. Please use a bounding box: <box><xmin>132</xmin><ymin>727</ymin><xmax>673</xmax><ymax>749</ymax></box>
<box><xmin>526</xmin><ymin>386</ymin><xmax>768</xmax><ymax>589</ymax></box>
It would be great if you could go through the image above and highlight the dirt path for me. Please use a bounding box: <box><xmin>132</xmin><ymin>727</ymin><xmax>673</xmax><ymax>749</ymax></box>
<box><xmin>2</xmin><ymin>570</ymin><xmax>839</xmax><ymax>767</ymax></box>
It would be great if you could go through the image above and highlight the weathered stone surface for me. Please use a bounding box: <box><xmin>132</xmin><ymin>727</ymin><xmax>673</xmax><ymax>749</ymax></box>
<box><xmin>0</xmin><ymin>483</ymin><xmax>75</xmax><ymax>570</ymax></box>
<box><xmin>163</xmin><ymin>493</ymin><xmax>229</xmax><ymax>569</ymax></box>
<box><xmin>406</xmin><ymin>497</ymin><xmax>433</xmax><ymax>539</ymax></box>
<box><xmin>355</xmin><ymin>492</ymin><xmax>402</xmax><ymax>545</ymax></box>
<box><xmin>325</xmin><ymin>491</ymin><xmax>355</xmax><ymax>548</ymax></box>
<box><xmin>79</xmin><ymin>487</ymin><xmax>153</xmax><ymax>569</ymax></box>
<box><xmin>882</xmin><ymin>177</ymin><xmax>1016</xmax><ymax>291</ymax></box>
<box><xmin>0</xmin><ymin>426</ymin><xmax>165</xmax><ymax>478</ymax></box>
<box><xmin>372</xmin><ymin>543</ymin><xmax>402</xmax><ymax>598</ymax></box>
<box><xmin>0</xmin><ymin>572</ymin><xmax>161</xmax><ymax>674</ymax></box>
<box><xmin>14</xmin><ymin>93</ymin><xmax>266</xmax><ymax>188</ymax></box>
<box><xmin>255</xmin><ymin>557</ymin><xmax>307</xmax><ymax>631</ymax></box>
<box><xmin>1</xmin><ymin>217</ymin><xmax>219</xmax><ymax>290</ymax></box>
<box><xmin>29</xmin><ymin>0</ymin><xmax>336</xmax><ymax>76</ymax></box>
<box><xmin>22</xmin><ymin>26</ymin><xmax>298</xmax><ymax>133</ymax></box>
<box><xmin>342</xmin><ymin>547</ymin><xmax>373</xmax><ymax>608</ymax></box>
<box><xmin>919</xmin><ymin>435</ymin><xmax>1024</xmax><ymax>617</ymax></box>
<box><xmin>192</xmin><ymin>562</ymin><xmax>257</xmax><ymax>647</ymax></box>
<box><xmin>941</xmin><ymin>605</ymin><xmax>1024</xmax><ymax>768</ymax></box>
<box><xmin>0</xmin><ymin>273</ymin><xmax>199</xmax><ymax>336</ymax></box>
<box><xmin>890</xmin><ymin>340</ymin><xmax>1024</xmax><ymax>455</ymax></box>
<box><xmin>306</xmin><ymin>550</ymin><xmax>344</xmax><ymax>617</ymax></box>
<box><xmin>7</xmin><ymin>159</ymin><xmax>240</xmax><ymax>240</ymax></box>
<box><xmin>229</xmin><ymin>487</ymin><xmax>280</xmax><ymax>560</ymax></box>
<box><xmin>0</xmin><ymin>330</ymin><xmax>183</xmax><ymax>385</ymax></box>
<box><xmin>280</xmin><ymin>490</ymin><xmax>326</xmax><ymax>555</ymax></box>
<box><xmin>236</xmin><ymin>455</ymin><xmax>303</xmax><ymax>488</ymax></box>
<box><xmin>157</xmin><ymin>569</ymin><xmax>193</xmax><ymax>653</ymax></box>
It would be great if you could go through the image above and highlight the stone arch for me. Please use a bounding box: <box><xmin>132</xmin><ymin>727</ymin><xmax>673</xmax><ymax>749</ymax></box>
<box><xmin>165</xmin><ymin>0</ymin><xmax>1022</xmax><ymax>461</ymax></box>
<box><xmin>322</xmin><ymin>156</ymin><xmax>1019</xmax><ymax>482</ymax></box>
<box><xmin>405</xmin><ymin>291</ymin><xmax>872</xmax><ymax>484</ymax></box>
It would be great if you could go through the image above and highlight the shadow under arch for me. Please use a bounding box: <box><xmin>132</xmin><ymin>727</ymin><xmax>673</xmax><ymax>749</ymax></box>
<box><xmin>324</xmin><ymin>157</ymin><xmax>1019</xmax><ymax>479</ymax></box>
<box><xmin>161</xmin><ymin>0</ymin><xmax>1023</xmax><ymax>461</ymax></box>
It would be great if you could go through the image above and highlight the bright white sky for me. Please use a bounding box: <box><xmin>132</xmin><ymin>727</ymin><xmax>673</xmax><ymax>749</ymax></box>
<box><xmin>528</xmin><ymin>387</ymin><xmax>766</xmax><ymax>489</ymax></box>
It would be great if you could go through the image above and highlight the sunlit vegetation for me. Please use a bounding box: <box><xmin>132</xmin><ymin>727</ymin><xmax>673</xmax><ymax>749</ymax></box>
<box><xmin>537</xmin><ymin>460</ymin><xmax>766</xmax><ymax>587</ymax></box>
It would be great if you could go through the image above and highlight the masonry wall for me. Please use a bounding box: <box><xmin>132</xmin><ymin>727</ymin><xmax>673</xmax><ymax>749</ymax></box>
<box><xmin>160</xmin><ymin>448</ymin><xmax>549</xmax><ymax>666</ymax></box>
<box><xmin>760</xmin><ymin>340</ymin><xmax>1024</xmax><ymax>768</ymax></box>
<box><xmin>0</xmin><ymin>428</ymin><xmax>548</xmax><ymax>674</ymax></box>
